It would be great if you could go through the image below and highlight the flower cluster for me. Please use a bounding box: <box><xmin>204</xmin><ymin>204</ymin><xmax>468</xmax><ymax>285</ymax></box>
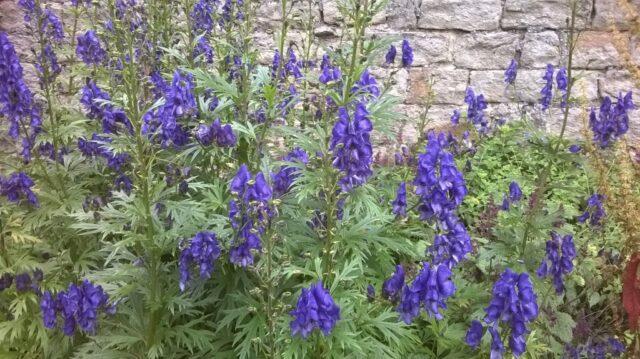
<box><xmin>504</xmin><ymin>59</ymin><xmax>517</xmax><ymax>85</ymax></box>
<box><xmin>143</xmin><ymin>70</ymin><xmax>197</xmax><ymax>146</ymax></box>
<box><xmin>0</xmin><ymin>268</ymin><xmax>43</xmax><ymax>293</ymax></box>
<box><xmin>501</xmin><ymin>181</ymin><xmax>523</xmax><ymax>211</ymax></box>
<box><xmin>319</xmin><ymin>54</ymin><xmax>341</xmax><ymax>84</ymax></box>
<box><xmin>272</xmin><ymin>148</ymin><xmax>309</xmax><ymax>197</ymax></box>
<box><xmin>193</xmin><ymin>37</ymin><xmax>214</xmax><ymax>63</ymax></box>
<box><xmin>0</xmin><ymin>172</ymin><xmax>39</xmax><ymax>206</ymax></box>
<box><xmin>556</xmin><ymin>67</ymin><xmax>568</xmax><ymax>108</ymax></box>
<box><xmin>383</xmin><ymin>39</ymin><xmax>413</xmax><ymax>67</ymax></box>
<box><xmin>428</xmin><ymin>213</ymin><xmax>473</xmax><ymax>269</ymax></box>
<box><xmin>228</xmin><ymin>165</ymin><xmax>273</xmax><ymax>267</ymax></box>
<box><xmin>76</xmin><ymin>30</ymin><xmax>107</xmax><ymax>65</ymax></box>
<box><xmin>463</xmin><ymin>88</ymin><xmax>488</xmax><ymax>132</ymax></box>
<box><xmin>290</xmin><ymin>281</ymin><xmax>340</xmax><ymax>338</ymax></box>
<box><xmin>589</xmin><ymin>92</ymin><xmax>634</xmax><ymax>148</ymax></box>
<box><xmin>330</xmin><ymin>103</ymin><xmax>373</xmax><ymax>192</ymax></box>
<box><xmin>0</xmin><ymin>32</ymin><xmax>42</xmax><ymax>162</ymax></box>
<box><xmin>397</xmin><ymin>262</ymin><xmax>455</xmax><ymax>324</ymax></box>
<box><xmin>540</xmin><ymin>64</ymin><xmax>554</xmax><ymax>111</ymax></box>
<box><xmin>578</xmin><ymin>193</ymin><xmax>606</xmax><ymax>227</ymax></box>
<box><xmin>78</xmin><ymin>133</ymin><xmax>131</xmax><ymax>192</ymax></box>
<box><xmin>178</xmin><ymin>231</ymin><xmax>221</xmax><ymax>291</ymax></box>
<box><xmin>195</xmin><ymin>119</ymin><xmax>237</xmax><ymax>147</ymax></box>
<box><xmin>352</xmin><ymin>69</ymin><xmax>380</xmax><ymax>98</ymax></box>
<box><xmin>382</xmin><ymin>264</ymin><xmax>405</xmax><ymax>301</ymax></box>
<box><xmin>537</xmin><ymin>231</ymin><xmax>576</xmax><ymax>293</ymax></box>
<box><xmin>391</xmin><ymin>182</ymin><xmax>407</xmax><ymax>217</ymax></box>
<box><xmin>191</xmin><ymin>0</ymin><xmax>216</xmax><ymax>34</ymax></box>
<box><xmin>40</xmin><ymin>280</ymin><xmax>116</xmax><ymax>336</ymax></box>
<box><xmin>564</xmin><ymin>337</ymin><xmax>625</xmax><ymax>358</ymax></box>
<box><xmin>466</xmin><ymin>268</ymin><xmax>538</xmax><ymax>358</ymax></box>
<box><xmin>413</xmin><ymin>131</ymin><xmax>467</xmax><ymax>221</ymax></box>
<box><xmin>35</xmin><ymin>44</ymin><xmax>61</xmax><ymax>79</ymax></box>
<box><xmin>80</xmin><ymin>80</ymin><xmax>133</xmax><ymax>134</ymax></box>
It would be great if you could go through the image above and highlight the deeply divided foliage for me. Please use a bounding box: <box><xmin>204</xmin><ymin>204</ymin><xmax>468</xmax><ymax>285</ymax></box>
<box><xmin>0</xmin><ymin>0</ymin><xmax>636</xmax><ymax>358</ymax></box>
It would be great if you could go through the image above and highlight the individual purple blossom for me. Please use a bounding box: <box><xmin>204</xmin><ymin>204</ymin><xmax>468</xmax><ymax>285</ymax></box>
<box><xmin>290</xmin><ymin>281</ymin><xmax>340</xmax><ymax>338</ymax></box>
<box><xmin>391</xmin><ymin>182</ymin><xmax>407</xmax><ymax>217</ymax></box>
<box><xmin>382</xmin><ymin>265</ymin><xmax>405</xmax><ymax>301</ymax></box>
<box><xmin>569</xmin><ymin>144</ymin><xmax>582</xmax><ymax>153</ymax></box>
<box><xmin>367</xmin><ymin>285</ymin><xmax>376</xmax><ymax>301</ymax></box>
<box><xmin>41</xmin><ymin>279</ymin><xmax>115</xmax><ymax>336</ymax></box>
<box><xmin>505</xmin><ymin>59</ymin><xmax>518</xmax><ymax>85</ymax></box>
<box><xmin>178</xmin><ymin>231</ymin><xmax>221</xmax><ymax>291</ymax></box>
<box><xmin>272</xmin><ymin>147</ymin><xmax>309</xmax><ymax>197</ymax></box>
<box><xmin>196</xmin><ymin>119</ymin><xmax>236</xmax><ymax>147</ymax></box>
<box><xmin>385</xmin><ymin>45</ymin><xmax>397</xmax><ymax>65</ymax></box>
<box><xmin>413</xmin><ymin>131</ymin><xmax>467</xmax><ymax>221</ymax></box>
<box><xmin>464</xmin><ymin>88</ymin><xmax>488</xmax><ymax>132</ymax></box>
<box><xmin>451</xmin><ymin>109</ymin><xmax>460</xmax><ymax>125</ymax></box>
<box><xmin>319</xmin><ymin>54</ymin><xmax>341</xmax><ymax>84</ymax></box>
<box><xmin>0</xmin><ymin>172</ymin><xmax>39</xmax><ymax>206</ymax></box>
<box><xmin>489</xmin><ymin>326</ymin><xmax>506</xmax><ymax>358</ymax></box>
<box><xmin>15</xmin><ymin>273</ymin><xmax>31</xmax><ymax>293</ymax></box>
<box><xmin>330</xmin><ymin>103</ymin><xmax>373</xmax><ymax>192</ymax></box>
<box><xmin>589</xmin><ymin>92</ymin><xmax>634</xmax><ymax>148</ymax></box>
<box><xmin>352</xmin><ymin>69</ymin><xmax>380</xmax><ymax>98</ymax></box>
<box><xmin>76</xmin><ymin>30</ymin><xmax>107</xmax><ymax>65</ymax></box>
<box><xmin>397</xmin><ymin>262</ymin><xmax>455</xmax><ymax>324</ymax></box>
<box><xmin>537</xmin><ymin>231</ymin><xmax>576</xmax><ymax>294</ymax></box>
<box><xmin>401</xmin><ymin>39</ymin><xmax>413</xmax><ymax>67</ymax></box>
<box><xmin>540</xmin><ymin>64</ymin><xmax>554</xmax><ymax>111</ymax></box>
<box><xmin>193</xmin><ymin>37</ymin><xmax>214</xmax><ymax>63</ymax></box>
<box><xmin>501</xmin><ymin>181</ymin><xmax>523</xmax><ymax>211</ymax></box>
<box><xmin>578</xmin><ymin>193</ymin><xmax>606</xmax><ymax>226</ymax></box>
<box><xmin>465</xmin><ymin>320</ymin><xmax>484</xmax><ymax>348</ymax></box>
<box><xmin>556</xmin><ymin>67</ymin><xmax>568</xmax><ymax>108</ymax></box>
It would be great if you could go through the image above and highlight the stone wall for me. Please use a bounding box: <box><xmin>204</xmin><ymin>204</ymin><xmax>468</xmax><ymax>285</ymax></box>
<box><xmin>2</xmin><ymin>0</ymin><xmax>640</xmax><ymax>140</ymax></box>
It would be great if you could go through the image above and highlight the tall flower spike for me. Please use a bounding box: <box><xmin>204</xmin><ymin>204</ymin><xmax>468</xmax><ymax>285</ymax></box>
<box><xmin>464</xmin><ymin>88</ymin><xmax>488</xmax><ymax>132</ymax></box>
<box><xmin>556</xmin><ymin>67</ymin><xmax>568</xmax><ymax>108</ymax></box>
<box><xmin>589</xmin><ymin>92</ymin><xmax>634</xmax><ymax>148</ymax></box>
<box><xmin>540</xmin><ymin>64</ymin><xmax>554</xmax><ymax>111</ymax></box>
<box><xmin>537</xmin><ymin>231</ymin><xmax>576</xmax><ymax>294</ymax></box>
<box><xmin>392</xmin><ymin>182</ymin><xmax>407</xmax><ymax>217</ymax></box>
<box><xmin>578</xmin><ymin>193</ymin><xmax>606</xmax><ymax>226</ymax></box>
<box><xmin>505</xmin><ymin>59</ymin><xmax>518</xmax><ymax>85</ymax></box>
<box><xmin>290</xmin><ymin>281</ymin><xmax>341</xmax><ymax>338</ymax></box>
<box><xmin>385</xmin><ymin>45</ymin><xmax>397</xmax><ymax>65</ymax></box>
<box><xmin>330</xmin><ymin>103</ymin><xmax>374</xmax><ymax>192</ymax></box>
<box><xmin>428</xmin><ymin>213</ymin><xmax>472</xmax><ymax>268</ymax></box>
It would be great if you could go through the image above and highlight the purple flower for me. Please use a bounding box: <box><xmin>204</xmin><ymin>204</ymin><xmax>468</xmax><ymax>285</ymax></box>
<box><xmin>41</xmin><ymin>9</ymin><xmax>65</xmax><ymax>43</ymax></box>
<box><xmin>76</xmin><ymin>30</ymin><xmax>107</xmax><ymax>65</ymax></box>
<box><xmin>290</xmin><ymin>281</ymin><xmax>340</xmax><ymax>338</ymax></box>
<box><xmin>41</xmin><ymin>280</ymin><xmax>115</xmax><ymax>336</ymax></box>
<box><xmin>413</xmin><ymin>131</ymin><xmax>467</xmax><ymax>221</ymax></box>
<box><xmin>178</xmin><ymin>231</ymin><xmax>221</xmax><ymax>291</ymax></box>
<box><xmin>578</xmin><ymin>193</ymin><xmax>606</xmax><ymax>226</ymax></box>
<box><xmin>15</xmin><ymin>272</ymin><xmax>31</xmax><ymax>292</ymax></box>
<box><xmin>476</xmin><ymin>268</ymin><xmax>538</xmax><ymax>358</ymax></box>
<box><xmin>272</xmin><ymin>148</ymin><xmax>309</xmax><ymax>197</ymax></box>
<box><xmin>285</xmin><ymin>47</ymin><xmax>303</xmax><ymax>79</ymax></box>
<box><xmin>501</xmin><ymin>181</ymin><xmax>523</xmax><ymax>211</ymax></box>
<box><xmin>385</xmin><ymin>45</ymin><xmax>397</xmax><ymax>65</ymax></box>
<box><xmin>401</xmin><ymin>39</ymin><xmax>413</xmax><ymax>67</ymax></box>
<box><xmin>569</xmin><ymin>144</ymin><xmax>582</xmax><ymax>153</ymax></box>
<box><xmin>589</xmin><ymin>92</ymin><xmax>634</xmax><ymax>148</ymax></box>
<box><xmin>352</xmin><ymin>69</ymin><xmax>380</xmax><ymax>98</ymax></box>
<box><xmin>196</xmin><ymin>119</ymin><xmax>237</xmax><ymax>147</ymax></box>
<box><xmin>0</xmin><ymin>32</ymin><xmax>41</xmax><ymax>162</ymax></box>
<box><xmin>464</xmin><ymin>88</ymin><xmax>488</xmax><ymax>132</ymax></box>
<box><xmin>80</xmin><ymin>80</ymin><xmax>132</xmax><ymax>134</ymax></box>
<box><xmin>319</xmin><ymin>54</ymin><xmax>341</xmax><ymax>84</ymax></box>
<box><xmin>382</xmin><ymin>265</ymin><xmax>405</xmax><ymax>301</ymax></box>
<box><xmin>0</xmin><ymin>273</ymin><xmax>13</xmax><ymax>291</ymax></box>
<box><xmin>36</xmin><ymin>44</ymin><xmax>61</xmax><ymax>79</ymax></box>
<box><xmin>330</xmin><ymin>103</ymin><xmax>374</xmax><ymax>192</ymax></box>
<box><xmin>0</xmin><ymin>172</ymin><xmax>39</xmax><ymax>206</ymax></box>
<box><xmin>556</xmin><ymin>67</ymin><xmax>568</xmax><ymax>108</ymax></box>
<box><xmin>428</xmin><ymin>213</ymin><xmax>472</xmax><ymax>268</ymax></box>
<box><xmin>397</xmin><ymin>262</ymin><xmax>455</xmax><ymax>324</ymax></box>
<box><xmin>451</xmin><ymin>109</ymin><xmax>460</xmax><ymax>125</ymax></box>
<box><xmin>392</xmin><ymin>182</ymin><xmax>407</xmax><ymax>217</ymax></box>
<box><xmin>367</xmin><ymin>284</ymin><xmax>376</xmax><ymax>301</ymax></box>
<box><xmin>193</xmin><ymin>37</ymin><xmax>214</xmax><ymax>63</ymax></box>
<box><xmin>465</xmin><ymin>320</ymin><xmax>484</xmax><ymax>348</ymax></box>
<box><xmin>540</xmin><ymin>64</ymin><xmax>554</xmax><ymax>111</ymax></box>
<box><xmin>505</xmin><ymin>59</ymin><xmax>518</xmax><ymax>85</ymax></box>
<box><xmin>537</xmin><ymin>231</ymin><xmax>576</xmax><ymax>294</ymax></box>
<box><xmin>190</xmin><ymin>0</ymin><xmax>215</xmax><ymax>34</ymax></box>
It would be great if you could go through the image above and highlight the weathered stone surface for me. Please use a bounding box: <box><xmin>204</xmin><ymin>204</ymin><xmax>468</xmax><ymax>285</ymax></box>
<box><xmin>521</xmin><ymin>31</ymin><xmax>561</xmax><ymax>68</ymax></box>
<box><xmin>370</xmin><ymin>67</ymin><xmax>409</xmax><ymax>98</ymax></box>
<box><xmin>574</xmin><ymin>32</ymin><xmax>622</xmax><ymax>70</ymax></box>
<box><xmin>406</xmin><ymin>67</ymin><xmax>469</xmax><ymax>105</ymax></box>
<box><xmin>417</xmin><ymin>0</ymin><xmax>501</xmax><ymax>31</ymax></box>
<box><xmin>403</xmin><ymin>32</ymin><xmax>452</xmax><ymax>66</ymax></box>
<box><xmin>502</xmin><ymin>0</ymin><xmax>591</xmax><ymax>29</ymax></box>
<box><xmin>453</xmin><ymin>32</ymin><xmax>520</xmax><ymax>70</ymax></box>
<box><xmin>600</xmin><ymin>69</ymin><xmax>640</xmax><ymax>100</ymax></box>
<box><xmin>320</xmin><ymin>0</ymin><xmax>342</xmax><ymax>25</ymax></box>
<box><xmin>592</xmin><ymin>0</ymin><xmax>640</xmax><ymax>30</ymax></box>
<box><xmin>385</xmin><ymin>0</ymin><xmax>417</xmax><ymax>30</ymax></box>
